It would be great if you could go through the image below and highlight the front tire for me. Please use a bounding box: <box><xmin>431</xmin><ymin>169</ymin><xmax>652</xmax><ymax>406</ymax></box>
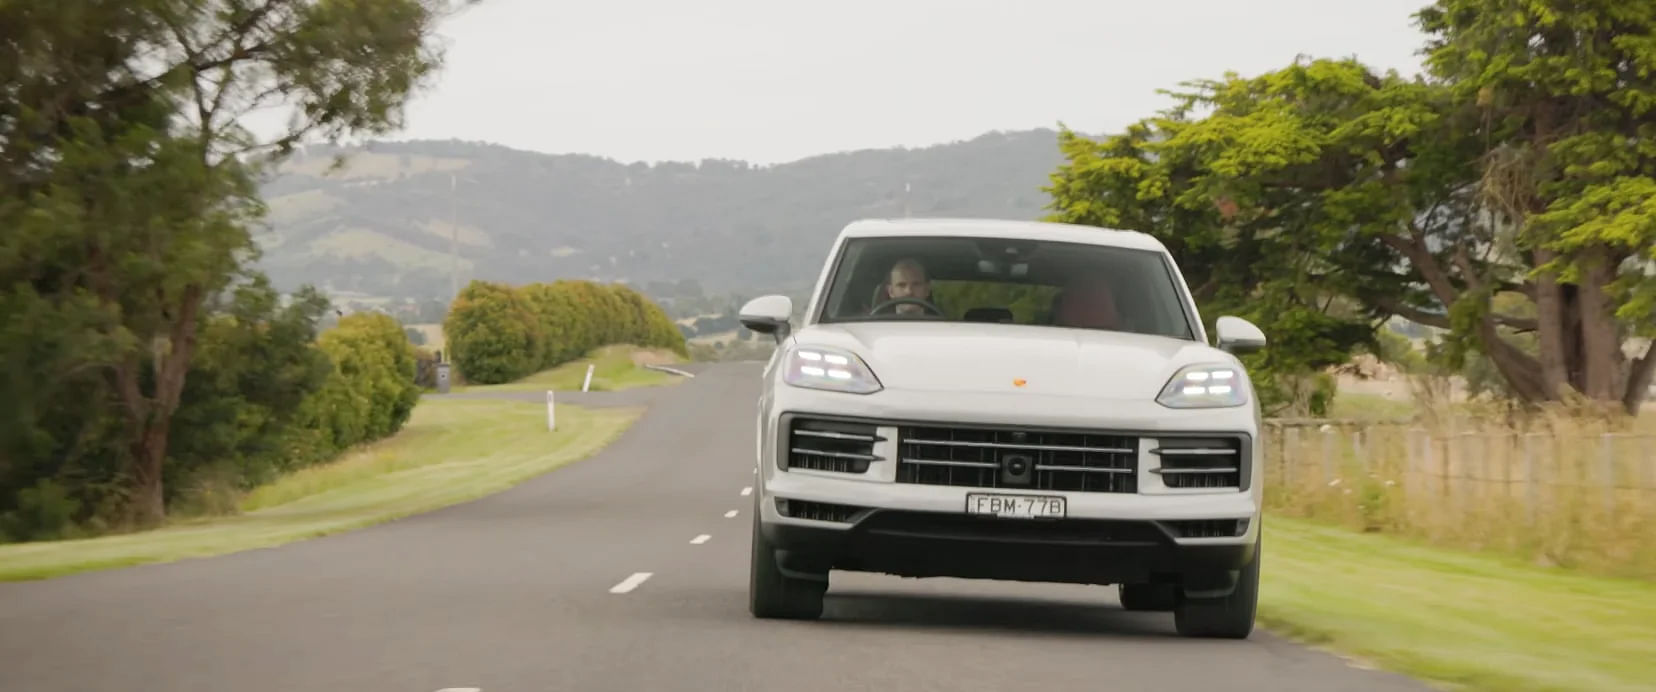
<box><xmin>748</xmin><ymin>504</ymin><xmax>827</xmax><ymax>620</ymax></box>
<box><xmin>1173</xmin><ymin>537</ymin><xmax>1260</xmax><ymax>639</ymax></box>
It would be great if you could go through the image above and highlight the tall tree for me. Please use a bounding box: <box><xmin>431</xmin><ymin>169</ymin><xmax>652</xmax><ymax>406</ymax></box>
<box><xmin>1047</xmin><ymin>1</ymin><xmax>1656</xmax><ymax>416</ymax></box>
<box><xmin>0</xmin><ymin>0</ymin><xmax>473</xmax><ymax>527</ymax></box>
<box><xmin>1416</xmin><ymin>0</ymin><xmax>1656</xmax><ymax>413</ymax></box>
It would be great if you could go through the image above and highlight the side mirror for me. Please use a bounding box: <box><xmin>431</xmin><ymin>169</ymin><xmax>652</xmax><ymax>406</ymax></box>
<box><xmin>1215</xmin><ymin>316</ymin><xmax>1266</xmax><ymax>354</ymax></box>
<box><xmin>739</xmin><ymin>295</ymin><xmax>793</xmax><ymax>342</ymax></box>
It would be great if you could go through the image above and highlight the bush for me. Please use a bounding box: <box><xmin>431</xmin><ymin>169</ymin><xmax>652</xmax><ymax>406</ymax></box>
<box><xmin>0</xmin><ymin>479</ymin><xmax>81</xmax><ymax>542</ymax></box>
<box><xmin>297</xmin><ymin>312</ymin><xmax>424</xmax><ymax>453</ymax></box>
<box><xmin>446</xmin><ymin>279</ymin><xmax>687</xmax><ymax>383</ymax></box>
<box><xmin>443</xmin><ymin>280</ymin><xmax>544</xmax><ymax>384</ymax></box>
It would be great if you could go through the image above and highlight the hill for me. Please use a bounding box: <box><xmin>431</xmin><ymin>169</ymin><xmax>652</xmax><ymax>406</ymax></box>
<box><xmin>253</xmin><ymin>129</ymin><xmax>1077</xmax><ymax>307</ymax></box>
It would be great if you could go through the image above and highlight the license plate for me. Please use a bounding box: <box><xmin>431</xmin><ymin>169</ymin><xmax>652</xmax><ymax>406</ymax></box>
<box><xmin>965</xmin><ymin>493</ymin><xmax>1066</xmax><ymax>519</ymax></box>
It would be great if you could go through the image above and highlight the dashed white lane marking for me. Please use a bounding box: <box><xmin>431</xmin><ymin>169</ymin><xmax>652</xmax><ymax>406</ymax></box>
<box><xmin>435</xmin><ymin>688</ymin><xmax>481</xmax><ymax>692</ymax></box>
<box><xmin>724</xmin><ymin>510</ymin><xmax>738</xmax><ymax>518</ymax></box>
<box><xmin>741</xmin><ymin>486</ymin><xmax>753</xmax><ymax>496</ymax></box>
<box><xmin>609</xmin><ymin>572</ymin><xmax>653</xmax><ymax>594</ymax></box>
<box><xmin>690</xmin><ymin>534</ymin><xmax>711</xmax><ymax>545</ymax></box>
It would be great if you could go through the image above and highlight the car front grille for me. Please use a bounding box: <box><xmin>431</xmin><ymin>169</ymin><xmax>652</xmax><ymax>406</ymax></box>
<box><xmin>895</xmin><ymin>424</ymin><xmax>1138</xmax><ymax>493</ymax></box>
<box><xmin>786</xmin><ymin>418</ymin><xmax>884</xmax><ymax>474</ymax></box>
<box><xmin>1150</xmin><ymin>437</ymin><xmax>1244</xmax><ymax>489</ymax></box>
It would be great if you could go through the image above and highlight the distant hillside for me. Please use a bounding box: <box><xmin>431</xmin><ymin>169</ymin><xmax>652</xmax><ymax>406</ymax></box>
<box><xmin>254</xmin><ymin>129</ymin><xmax>1077</xmax><ymax>304</ymax></box>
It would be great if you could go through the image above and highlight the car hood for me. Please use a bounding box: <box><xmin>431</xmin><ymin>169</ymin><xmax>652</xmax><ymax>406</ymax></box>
<box><xmin>791</xmin><ymin>322</ymin><xmax>1238</xmax><ymax>400</ymax></box>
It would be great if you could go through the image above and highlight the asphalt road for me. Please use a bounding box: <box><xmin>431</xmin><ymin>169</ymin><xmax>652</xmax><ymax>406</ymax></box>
<box><xmin>0</xmin><ymin>361</ymin><xmax>1428</xmax><ymax>691</ymax></box>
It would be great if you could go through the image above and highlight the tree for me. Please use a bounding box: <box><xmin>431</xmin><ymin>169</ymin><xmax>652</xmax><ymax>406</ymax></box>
<box><xmin>1044</xmin><ymin>60</ymin><xmax>1404</xmax><ymax>415</ymax></box>
<box><xmin>1046</xmin><ymin>0</ymin><xmax>1656</xmax><ymax>416</ymax></box>
<box><xmin>1415</xmin><ymin>0</ymin><xmax>1656</xmax><ymax>414</ymax></box>
<box><xmin>0</xmin><ymin>1</ymin><xmax>471</xmax><ymax>527</ymax></box>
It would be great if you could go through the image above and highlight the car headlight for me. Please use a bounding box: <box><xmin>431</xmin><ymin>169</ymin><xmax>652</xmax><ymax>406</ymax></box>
<box><xmin>1157</xmin><ymin>363</ymin><xmax>1248</xmax><ymax>408</ymax></box>
<box><xmin>783</xmin><ymin>345</ymin><xmax>882</xmax><ymax>394</ymax></box>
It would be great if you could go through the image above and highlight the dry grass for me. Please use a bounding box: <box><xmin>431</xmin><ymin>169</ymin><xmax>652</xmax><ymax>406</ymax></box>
<box><xmin>1263</xmin><ymin>411</ymin><xmax>1656</xmax><ymax>579</ymax></box>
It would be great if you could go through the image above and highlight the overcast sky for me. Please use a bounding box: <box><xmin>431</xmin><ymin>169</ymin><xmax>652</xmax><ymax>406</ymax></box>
<box><xmin>361</xmin><ymin>0</ymin><xmax>1436</xmax><ymax>165</ymax></box>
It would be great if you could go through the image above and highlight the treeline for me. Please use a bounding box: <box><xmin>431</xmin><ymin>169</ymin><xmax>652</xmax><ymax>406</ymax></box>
<box><xmin>444</xmin><ymin>279</ymin><xmax>688</xmax><ymax>384</ymax></box>
<box><xmin>0</xmin><ymin>280</ymin><xmax>421</xmax><ymax>542</ymax></box>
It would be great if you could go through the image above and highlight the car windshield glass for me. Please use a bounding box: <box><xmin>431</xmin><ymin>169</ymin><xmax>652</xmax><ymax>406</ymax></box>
<box><xmin>815</xmin><ymin>235</ymin><xmax>1196</xmax><ymax>340</ymax></box>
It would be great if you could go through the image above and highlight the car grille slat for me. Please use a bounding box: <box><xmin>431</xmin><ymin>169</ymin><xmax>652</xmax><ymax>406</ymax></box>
<box><xmin>1037</xmin><ymin>464</ymin><xmax>1134</xmax><ymax>474</ymax></box>
<box><xmin>1153</xmin><ymin>438</ymin><xmax>1244</xmax><ymax>488</ymax></box>
<box><xmin>902</xmin><ymin>439</ymin><xmax>1134</xmax><ymax>454</ymax></box>
<box><xmin>776</xmin><ymin>499</ymin><xmax>864</xmax><ymax>523</ymax></box>
<box><xmin>896</xmin><ymin>424</ymin><xmax>1138</xmax><ymax>493</ymax></box>
<box><xmin>787</xmin><ymin>418</ymin><xmax>882</xmax><ymax>474</ymax></box>
<box><xmin>790</xmin><ymin>448</ymin><xmax>880</xmax><ymax>461</ymax></box>
<box><xmin>794</xmin><ymin>429</ymin><xmax>878</xmax><ymax>442</ymax></box>
<box><xmin>1162</xmin><ymin>518</ymin><xmax>1249</xmax><ymax>538</ymax></box>
<box><xmin>901</xmin><ymin>458</ymin><xmax>998</xmax><ymax>468</ymax></box>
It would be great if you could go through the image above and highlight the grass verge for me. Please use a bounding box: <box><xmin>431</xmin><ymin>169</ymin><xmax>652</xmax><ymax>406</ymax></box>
<box><xmin>0</xmin><ymin>398</ymin><xmax>640</xmax><ymax>582</ymax></box>
<box><xmin>457</xmin><ymin>344</ymin><xmax>685</xmax><ymax>393</ymax></box>
<box><xmin>1262</xmin><ymin>517</ymin><xmax>1656</xmax><ymax>692</ymax></box>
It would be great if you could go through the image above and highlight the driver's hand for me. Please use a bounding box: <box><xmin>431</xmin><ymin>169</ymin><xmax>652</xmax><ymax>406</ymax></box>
<box><xmin>895</xmin><ymin>304</ymin><xmax>921</xmax><ymax>316</ymax></box>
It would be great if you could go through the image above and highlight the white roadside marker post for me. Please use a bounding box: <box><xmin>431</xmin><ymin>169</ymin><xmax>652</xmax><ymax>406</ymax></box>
<box><xmin>582</xmin><ymin>363</ymin><xmax>595</xmax><ymax>392</ymax></box>
<box><xmin>546</xmin><ymin>390</ymin><xmax>556</xmax><ymax>431</ymax></box>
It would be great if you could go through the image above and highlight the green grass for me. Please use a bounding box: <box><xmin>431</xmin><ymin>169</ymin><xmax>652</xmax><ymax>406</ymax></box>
<box><xmin>1327</xmin><ymin>391</ymin><xmax>1419</xmax><ymax>421</ymax></box>
<box><xmin>1262</xmin><ymin>517</ymin><xmax>1656</xmax><ymax>692</ymax></box>
<box><xmin>0</xmin><ymin>398</ymin><xmax>640</xmax><ymax>582</ymax></box>
<box><xmin>457</xmin><ymin>344</ymin><xmax>685</xmax><ymax>393</ymax></box>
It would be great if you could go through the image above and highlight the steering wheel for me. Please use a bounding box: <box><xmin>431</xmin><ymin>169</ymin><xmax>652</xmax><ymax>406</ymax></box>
<box><xmin>869</xmin><ymin>297</ymin><xmax>946</xmax><ymax>317</ymax></box>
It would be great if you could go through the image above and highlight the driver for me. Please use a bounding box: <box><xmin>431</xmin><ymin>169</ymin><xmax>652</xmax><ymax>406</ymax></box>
<box><xmin>1052</xmin><ymin>273</ymin><xmax>1122</xmax><ymax>330</ymax></box>
<box><xmin>880</xmin><ymin>258</ymin><xmax>933</xmax><ymax>316</ymax></box>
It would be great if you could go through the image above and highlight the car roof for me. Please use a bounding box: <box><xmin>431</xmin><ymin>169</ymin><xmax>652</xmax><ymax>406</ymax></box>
<box><xmin>837</xmin><ymin>217</ymin><xmax>1169</xmax><ymax>253</ymax></box>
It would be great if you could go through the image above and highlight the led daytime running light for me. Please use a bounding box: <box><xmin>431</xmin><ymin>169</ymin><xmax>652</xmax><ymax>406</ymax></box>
<box><xmin>1158</xmin><ymin>364</ymin><xmax>1247</xmax><ymax>408</ymax></box>
<box><xmin>784</xmin><ymin>346</ymin><xmax>882</xmax><ymax>394</ymax></box>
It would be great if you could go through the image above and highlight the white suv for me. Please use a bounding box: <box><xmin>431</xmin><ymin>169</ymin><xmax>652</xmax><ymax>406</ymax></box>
<box><xmin>738</xmin><ymin>218</ymin><xmax>1268</xmax><ymax>639</ymax></box>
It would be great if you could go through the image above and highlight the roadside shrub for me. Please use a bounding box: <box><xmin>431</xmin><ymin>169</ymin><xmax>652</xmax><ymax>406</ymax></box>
<box><xmin>165</xmin><ymin>281</ymin><xmax>335</xmax><ymax>495</ymax></box>
<box><xmin>447</xmin><ymin>279</ymin><xmax>688</xmax><ymax>383</ymax></box>
<box><xmin>443</xmin><ymin>280</ymin><xmax>544</xmax><ymax>384</ymax></box>
<box><xmin>297</xmin><ymin>312</ymin><xmax>424</xmax><ymax>452</ymax></box>
<box><xmin>0</xmin><ymin>479</ymin><xmax>81</xmax><ymax>542</ymax></box>
<box><xmin>522</xmin><ymin>281</ymin><xmax>586</xmax><ymax>367</ymax></box>
<box><xmin>612</xmin><ymin>283</ymin><xmax>691</xmax><ymax>357</ymax></box>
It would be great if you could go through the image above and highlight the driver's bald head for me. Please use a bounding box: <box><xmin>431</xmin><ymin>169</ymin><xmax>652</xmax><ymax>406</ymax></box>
<box><xmin>887</xmin><ymin>258</ymin><xmax>929</xmax><ymax>299</ymax></box>
<box><xmin>885</xmin><ymin>258</ymin><xmax>931</xmax><ymax>315</ymax></box>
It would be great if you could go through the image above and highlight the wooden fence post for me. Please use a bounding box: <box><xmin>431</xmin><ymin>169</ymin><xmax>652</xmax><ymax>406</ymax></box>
<box><xmin>1523</xmin><ymin>433</ymin><xmax>1538</xmax><ymax>525</ymax></box>
<box><xmin>1600</xmin><ymin>433</ymin><xmax>1615</xmax><ymax>516</ymax></box>
<box><xmin>1321</xmin><ymin>426</ymin><xmax>1335</xmax><ymax>487</ymax></box>
<box><xmin>1285</xmin><ymin>426</ymin><xmax>1299</xmax><ymax>490</ymax></box>
<box><xmin>1353</xmin><ymin>428</ymin><xmax>1367</xmax><ymax>475</ymax></box>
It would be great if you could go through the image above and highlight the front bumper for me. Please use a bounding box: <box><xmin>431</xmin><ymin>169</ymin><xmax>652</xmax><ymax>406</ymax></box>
<box><xmin>759</xmin><ymin>501</ymin><xmax>1258</xmax><ymax>586</ymax></box>
<box><xmin>755</xmin><ymin>384</ymin><xmax>1263</xmax><ymax>585</ymax></box>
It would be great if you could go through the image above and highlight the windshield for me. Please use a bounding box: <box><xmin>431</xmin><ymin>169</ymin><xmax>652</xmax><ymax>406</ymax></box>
<box><xmin>814</xmin><ymin>235</ymin><xmax>1197</xmax><ymax>340</ymax></box>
